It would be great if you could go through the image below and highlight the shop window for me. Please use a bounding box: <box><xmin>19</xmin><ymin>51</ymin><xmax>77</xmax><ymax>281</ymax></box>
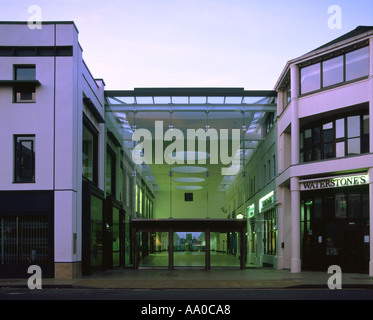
<box><xmin>90</xmin><ymin>195</ymin><xmax>103</xmax><ymax>269</ymax></box>
<box><xmin>113</xmin><ymin>208</ymin><xmax>120</xmax><ymax>267</ymax></box>
<box><xmin>14</xmin><ymin>135</ymin><xmax>35</xmax><ymax>183</ymax></box>
<box><xmin>362</xmin><ymin>192</ymin><xmax>369</xmax><ymax>218</ymax></box>
<box><xmin>314</xmin><ymin>197</ymin><xmax>322</xmax><ymax>219</ymax></box>
<box><xmin>335</xmin><ymin>194</ymin><xmax>347</xmax><ymax>219</ymax></box>
<box><xmin>264</xmin><ymin>209</ymin><xmax>276</xmax><ymax>255</ymax></box>
<box><xmin>14</xmin><ymin>65</ymin><xmax>36</xmax><ymax>102</ymax></box>
<box><xmin>349</xmin><ymin>194</ymin><xmax>361</xmax><ymax>219</ymax></box>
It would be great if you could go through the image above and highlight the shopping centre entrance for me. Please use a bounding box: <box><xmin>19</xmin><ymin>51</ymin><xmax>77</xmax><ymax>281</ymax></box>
<box><xmin>132</xmin><ymin>218</ymin><xmax>247</xmax><ymax>269</ymax></box>
<box><xmin>105</xmin><ymin>88</ymin><xmax>277</xmax><ymax>272</ymax></box>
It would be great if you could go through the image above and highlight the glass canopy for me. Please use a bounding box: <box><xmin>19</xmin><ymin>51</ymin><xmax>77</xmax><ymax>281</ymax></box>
<box><xmin>105</xmin><ymin>88</ymin><xmax>276</xmax><ymax>219</ymax></box>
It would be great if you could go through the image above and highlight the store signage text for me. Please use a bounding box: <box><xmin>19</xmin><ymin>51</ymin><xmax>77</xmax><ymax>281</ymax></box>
<box><xmin>259</xmin><ymin>191</ymin><xmax>274</xmax><ymax>213</ymax></box>
<box><xmin>247</xmin><ymin>204</ymin><xmax>255</xmax><ymax>218</ymax></box>
<box><xmin>300</xmin><ymin>174</ymin><xmax>368</xmax><ymax>191</ymax></box>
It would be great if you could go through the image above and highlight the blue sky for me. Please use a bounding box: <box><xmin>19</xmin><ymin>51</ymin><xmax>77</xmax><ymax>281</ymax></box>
<box><xmin>1</xmin><ymin>0</ymin><xmax>373</xmax><ymax>90</ymax></box>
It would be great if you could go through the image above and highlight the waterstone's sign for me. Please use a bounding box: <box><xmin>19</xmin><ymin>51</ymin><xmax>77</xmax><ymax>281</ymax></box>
<box><xmin>300</xmin><ymin>174</ymin><xmax>369</xmax><ymax>191</ymax></box>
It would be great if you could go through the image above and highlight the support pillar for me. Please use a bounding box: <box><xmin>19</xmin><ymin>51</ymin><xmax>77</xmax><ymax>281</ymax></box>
<box><xmin>290</xmin><ymin>64</ymin><xmax>300</xmax><ymax>166</ymax></box>
<box><xmin>369</xmin><ymin>37</ymin><xmax>373</xmax><ymax>153</ymax></box>
<box><xmin>240</xmin><ymin>227</ymin><xmax>247</xmax><ymax>269</ymax></box>
<box><xmin>276</xmin><ymin>193</ymin><xmax>284</xmax><ymax>270</ymax></box>
<box><xmin>367</xmin><ymin>36</ymin><xmax>373</xmax><ymax>277</ymax></box>
<box><xmin>369</xmin><ymin>167</ymin><xmax>373</xmax><ymax>277</ymax></box>
<box><xmin>168</xmin><ymin>230</ymin><xmax>173</xmax><ymax>270</ymax></box>
<box><xmin>205</xmin><ymin>229</ymin><xmax>210</xmax><ymax>270</ymax></box>
<box><xmin>133</xmin><ymin>228</ymin><xmax>138</xmax><ymax>269</ymax></box>
<box><xmin>290</xmin><ymin>177</ymin><xmax>301</xmax><ymax>273</ymax></box>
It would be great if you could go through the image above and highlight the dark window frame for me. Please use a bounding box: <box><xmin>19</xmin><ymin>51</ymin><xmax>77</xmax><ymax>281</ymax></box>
<box><xmin>82</xmin><ymin>115</ymin><xmax>99</xmax><ymax>185</ymax></box>
<box><xmin>14</xmin><ymin>135</ymin><xmax>35</xmax><ymax>183</ymax></box>
<box><xmin>106</xmin><ymin>144</ymin><xmax>117</xmax><ymax>197</ymax></box>
<box><xmin>13</xmin><ymin>64</ymin><xmax>36</xmax><ymax>103</ymax></box>
<box><xmin>299</xmin><ymin>45</ymin><xmax>369</xmax><ymax>96</ymax></box>
<box><xmin>300</xmin><ymin>110</ymin><xmax>369</xmax><ymax>163</ymax></box>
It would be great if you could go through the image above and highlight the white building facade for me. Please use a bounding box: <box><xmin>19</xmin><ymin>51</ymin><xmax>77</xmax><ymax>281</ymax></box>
<box><xmin>0</xmin><ymin>22</ymin><xmax>106</xmax><ymax>278</ymax></box>
<box><xmin>275</xmin><ymin>26</ymin><xmax>373</xmax><ymax>275</ymax></box>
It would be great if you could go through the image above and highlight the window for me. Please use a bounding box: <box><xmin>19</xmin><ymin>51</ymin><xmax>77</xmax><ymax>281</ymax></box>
<box><xmin>82</xmin><ymin>121</ymin><xmax>98</xmax><ymax>184</ymax></box>
<box><xmin>265</xmin><ymin>112</ymin><xmax>275</xmax><ymax>134</ymax></box>
<box><xmin>14</xmin><ymin>65</ymin><xmax>36</xmax><ymax>102</ymax></box>
<box><xmin>347</xmin><ymin>116</ymin><xmax>361</xmax><ymax>155</ymax></box>
<box><xmin>322</xmin><ymin>56</ymin><xmax>344</xmax><ymax>87</ymax></box>
<box><xmin>300</xmin><ymin>111</ymin><xmax>369</xmax><ymax>162</ymax></box>
<box><xmin>106</xmin><ymin>146</ymin><xmax>116</xmax><ymax>196</ymax></box>
<box><xmin>362</xmin><ymin>115</ymin><xmax>370</xmax><ymax>153</ymax></box>
<box><xmin>301</xmin><ymin>63</ymin><xmax>321</xmax><ymax>94</ymax></box>
<box><xmin>322</xmin><ymin>122</ymin><xmax>334</xmax><ymax>159</ymax></box>
<box><xmin>300</xmin><ymin>46</ymin><xmax>369</xmax><ymax>95</ymax></box>
<box><xmin>14</xmin><ymin>135</ymin><xmax>35</xmax><ymax>183</ymax></box>
<box><xmin>125</xmin><ymin>172</ymin><xmax>131</xmax><ymax>208</ymax></box>
<box><xmin>335</xmin><ymin>194</ymin><xmax>347</xmax><ymax>219</ymax></box>
<box><xmin>283</xmin><ymin>81</ymin><xmax>291</xmax><ymax>107</ymax></box>
<box><xmin>345</xmin><ymin>46</ymin><xmax>369</xmax><ymax>81</ymax></box>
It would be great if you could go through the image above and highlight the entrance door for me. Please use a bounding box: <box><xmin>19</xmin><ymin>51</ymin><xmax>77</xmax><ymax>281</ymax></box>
<box><xmin>301</xmin><ymin>190</ymin><xmax>369</xmax><ymax>273</ymax></box>
<box><xmin>174</xmin><ymin>232</ymin><xmax>205</xmax><ymax>268</ymax></box>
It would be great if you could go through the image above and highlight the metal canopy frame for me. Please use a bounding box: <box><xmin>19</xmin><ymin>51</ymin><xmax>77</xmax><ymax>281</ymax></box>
<box><xmin>105</xmin><ymin>87</ymin><xmax>277</xmax><ymax>112</ymax></box>
<box><xmin>104</xmin><ymin>87</ymin><xmax>277</xmax><ymax>195</ymax></box>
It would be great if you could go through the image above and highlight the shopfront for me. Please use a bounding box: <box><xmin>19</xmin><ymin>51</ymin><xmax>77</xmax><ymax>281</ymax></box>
<box><xmin>300</xmin><ymin>173</ymin><xmax>370</xmax><ymax>273</ymax></box>
<box><xmin>131</xmin><ymin>218</ymin><xmax>247</xmax><ymax>270</ymax></box>
<box><xmin>0</xmin><ymin>191</ymin><xmax>54</xmax><ymax>278</ymax></box>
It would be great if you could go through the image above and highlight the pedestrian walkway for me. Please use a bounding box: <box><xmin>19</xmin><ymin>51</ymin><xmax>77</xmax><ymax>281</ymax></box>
<box><xmin>1</xmin><ymin>267</ymin><xmax>373</xmax><ymax>290</ymax></box>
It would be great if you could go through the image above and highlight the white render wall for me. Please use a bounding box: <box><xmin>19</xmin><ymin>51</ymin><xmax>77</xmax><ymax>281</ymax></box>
<box><xmin>0</xmin><ymin>23</ymin><xmax>105</xmax><ymax>277</ymax></box>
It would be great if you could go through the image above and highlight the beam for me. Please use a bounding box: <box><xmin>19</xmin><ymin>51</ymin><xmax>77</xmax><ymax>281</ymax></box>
<box><xmin>106</xmin><ymin>104</ymin><xmax>276</xmax><ymax>113</ymax></box>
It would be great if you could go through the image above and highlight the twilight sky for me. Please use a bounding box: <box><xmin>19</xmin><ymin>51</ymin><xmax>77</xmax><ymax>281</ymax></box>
<box><xmin>1</xmin><ymin>0</ymin><xmax>373</xmax><ymax>90</ymax></box>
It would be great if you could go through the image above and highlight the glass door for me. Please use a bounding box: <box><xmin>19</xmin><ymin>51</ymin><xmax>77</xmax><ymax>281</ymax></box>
<box><xmin>174</xmin><ymin>232</ymin><xmax>205</xmax><ymax>268</ymax></box>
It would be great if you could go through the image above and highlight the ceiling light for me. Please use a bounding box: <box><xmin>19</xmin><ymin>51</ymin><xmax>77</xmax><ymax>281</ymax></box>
<box><xmin>169</xmin><ymin>151</ymin><xmax>210</xmax><ymax>162</ymax></box>
<box><xmin>171</xmin><ymin>166</ymin><xmax>207</xmax><ymax>174</ymax></box>
<box><xmin>173</xmin><ymin>177</ymin><xmax>205</xmax><ymax>183</ymax></box>
<box><xmin>175</xmin><ymin>186</ymin><xmax>203</xmax><ymax>190</ymax></box>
